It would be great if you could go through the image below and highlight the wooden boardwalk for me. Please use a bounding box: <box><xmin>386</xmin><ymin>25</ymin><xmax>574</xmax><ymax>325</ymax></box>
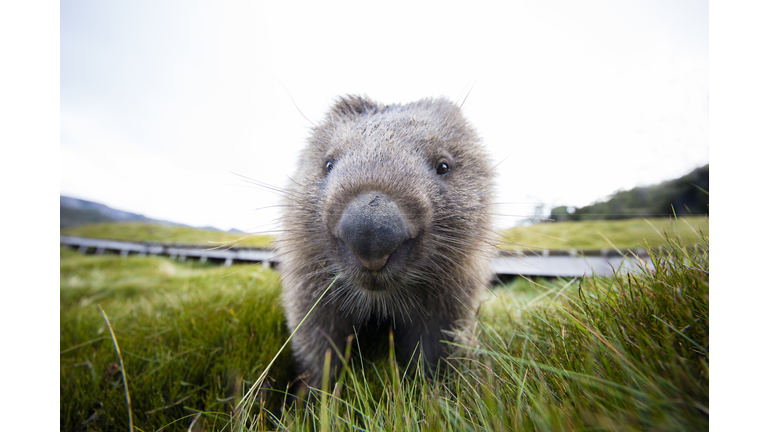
<box><xmin>60</xmin><ymin>236</ymin><xmax>652</xmax><ymax>278</ymax></box>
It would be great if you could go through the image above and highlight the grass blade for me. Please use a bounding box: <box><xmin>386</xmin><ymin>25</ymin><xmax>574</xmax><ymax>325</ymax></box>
<box><xmin>98</xmin><ymin>304</ymin><xmax>133</xmax><ymax>432</ymax></box>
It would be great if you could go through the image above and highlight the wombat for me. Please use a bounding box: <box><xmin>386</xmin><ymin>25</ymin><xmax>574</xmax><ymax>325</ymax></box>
<box><xmin>277</xmin><ymin>95</ymin><xmax>495</xmax><ymax>393</ymax></box>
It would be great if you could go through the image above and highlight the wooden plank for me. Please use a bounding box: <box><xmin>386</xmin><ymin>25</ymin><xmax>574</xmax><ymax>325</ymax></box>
<box><xmin>493</xmin><ymin>255</ymin><xmax>650</xmax><ymax>277</ymax></box>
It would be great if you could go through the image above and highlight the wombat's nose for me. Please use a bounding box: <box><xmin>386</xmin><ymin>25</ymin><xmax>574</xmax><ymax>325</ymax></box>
<box><xmin>337</xmin><ymin>192</ymin><xmax>409</xmax><ymax>271</ymax></box>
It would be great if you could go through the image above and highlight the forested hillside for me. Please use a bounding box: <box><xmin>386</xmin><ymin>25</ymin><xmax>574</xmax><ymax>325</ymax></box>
<box><xmin>549</xmin><ymin>165</ymin><xmax>708</xmax><ymax>221</ymax></box>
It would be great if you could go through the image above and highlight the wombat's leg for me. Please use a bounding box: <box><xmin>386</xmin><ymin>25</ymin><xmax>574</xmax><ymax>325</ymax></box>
<box><xmin>289</xmin><ymin>312</ymin><xmax>354</xmax><ymax>393</ymax></box>
<box><xmin>394</xmin><ymin>319</ymin><xmax>453</xmax><ymax>378</ymax></box>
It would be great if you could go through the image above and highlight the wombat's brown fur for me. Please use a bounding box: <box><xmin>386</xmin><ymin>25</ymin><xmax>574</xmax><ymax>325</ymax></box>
<box><xmin>277</xmin><ymin>95</ymin><xmax>495</xmax><ymax>393</ymax></box>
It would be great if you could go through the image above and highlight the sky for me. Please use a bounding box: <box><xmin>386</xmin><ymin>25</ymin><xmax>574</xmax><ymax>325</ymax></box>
<box><xmin>61</xmin><ymin>0</ymin><xmax>708</xmax><ymax>233</ymax></box>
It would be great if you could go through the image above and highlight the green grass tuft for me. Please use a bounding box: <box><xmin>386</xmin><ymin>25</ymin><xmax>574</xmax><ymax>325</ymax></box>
<box><xmin>60</xmin><ymin>250</ymin><xmax>291</xmax><ymax>431</ymax></box>
<box><xmin>474</xmin><ymin>229</ymin><xmax>708</xmax><ymax>430</ymax></box>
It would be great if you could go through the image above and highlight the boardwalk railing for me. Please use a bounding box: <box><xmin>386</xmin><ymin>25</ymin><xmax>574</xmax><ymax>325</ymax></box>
<box><xmin>60</xmin><ymin>236</ymin><xmax>276</xmax><ymax>268</ymax></box>
<box><xmin>61</xmin><ymin>236</ymin><xmax>652</xmax><ymax>278</ymax></box>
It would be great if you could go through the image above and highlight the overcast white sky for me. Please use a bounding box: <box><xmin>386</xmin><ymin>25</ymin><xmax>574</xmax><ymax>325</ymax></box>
<box><xmin>60</xmin><ymin>0</ymin><xmax>708</xmax><ymax>232</ymax></box>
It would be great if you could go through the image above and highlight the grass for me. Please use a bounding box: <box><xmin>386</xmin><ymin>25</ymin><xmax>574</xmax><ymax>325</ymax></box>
<box><xmin>471</xmin><ymin>236</ymin><xmax>708</xmax><ymax>430</ymax></box>
<box><xmin>60</xmin><ymin>248</ymin><xmax>291</xmax><ymax>431</ymax></box>
<box><xmin>60</xmin><ymin>222</ymin><xmax>708</xmax><ymax>431</ymax></box>
<box><xmin>500</xmin><ymin>215</ymin><xmax>708</xmax><ymax>252</ymax></box>
<box><xmin>61</xmin><ymin>222</ymin><xmax>274</xmax><ymax>248</ymax></box>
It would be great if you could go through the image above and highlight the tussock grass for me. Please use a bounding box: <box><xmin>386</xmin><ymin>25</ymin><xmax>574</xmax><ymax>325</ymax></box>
<box><xmin>60</xmin><ymin>249</ymin><xmax>290</xmax><ymax>431</ymax></box>
<box><xmin>472</xmin><ymin>235</ymin><xmax>709</xmax><ymax>430</ymax></box>
<box><xmin>61</xmin><ymin>221</ymin><xmax>274</xmax><ymax>248</ymax></box>
<box><xmin>61</xmin><ymin>224</ymin><xmax>708</xmax><ymax>431</ymax></box>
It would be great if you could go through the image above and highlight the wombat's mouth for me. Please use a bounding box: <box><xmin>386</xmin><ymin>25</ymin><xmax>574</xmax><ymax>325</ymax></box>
<box><xmin>335</xmin><ymin>236</ymin><xmax>418</xmax><ymax>287</ymax></box>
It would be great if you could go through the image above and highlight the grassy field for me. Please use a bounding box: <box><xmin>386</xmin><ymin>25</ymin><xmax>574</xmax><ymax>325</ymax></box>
<box><xmin>60</xmin><ymin>222</ymin><xmax>708</xmax><ymax>431</ymax></box>
<box><xmin>500</xmin><ymin>216</ymin><xmax>708</xmax><ymax>252</ymax></box>
<box><xmin>61</xmin><ymin>222</ymin><xmax>274</xmax><ymax>248</ymax></box>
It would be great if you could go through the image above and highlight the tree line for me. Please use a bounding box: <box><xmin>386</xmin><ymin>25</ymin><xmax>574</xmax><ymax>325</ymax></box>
<box><xmin>549</xmin><ymin>165</ymin><xmax>709</xmax><ymax>221</ymax></box>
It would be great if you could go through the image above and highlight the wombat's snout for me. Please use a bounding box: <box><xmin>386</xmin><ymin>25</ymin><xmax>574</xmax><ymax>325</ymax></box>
<box><xmin>337</xmin><ymin>192</ymin><xmax>410</xmax><ymax>271</ymax></box>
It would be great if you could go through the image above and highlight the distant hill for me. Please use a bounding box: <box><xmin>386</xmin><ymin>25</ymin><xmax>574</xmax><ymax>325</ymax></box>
<box><xmin>549</xmin><ymin>165</ymin><xmax>709</xmax><ymax>222</ymax></box>
<box><xmin>60</xmin><ymin>195</ymin><xmax>213</xmax><ymax>230</ymax></box>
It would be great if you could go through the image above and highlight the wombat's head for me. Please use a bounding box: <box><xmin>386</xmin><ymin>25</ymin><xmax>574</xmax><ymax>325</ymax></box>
<box><xmin>279</xmin><ymin>95</ymin><xmax>495</xmax><ymax>321</ymax></box>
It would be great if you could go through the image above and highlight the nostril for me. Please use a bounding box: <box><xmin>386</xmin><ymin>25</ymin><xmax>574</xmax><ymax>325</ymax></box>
<box><xmin>337</xmin><ymin>192</ymin><xmax>409</xmax><ymax>271</ymax></box>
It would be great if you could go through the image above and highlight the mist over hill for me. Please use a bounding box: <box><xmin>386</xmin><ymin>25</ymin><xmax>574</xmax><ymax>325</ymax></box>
<box><xmin>60</xmin><ymin>196</ymin><xmax>243</xmax><ymax>233</ymax></box>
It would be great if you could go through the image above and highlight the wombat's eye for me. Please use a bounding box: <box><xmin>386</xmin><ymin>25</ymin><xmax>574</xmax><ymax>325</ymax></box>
<box><xmin>325</xmin><ymin>160</ymin><xmax>334</xmax><ymax>173</ymax></box>
<box><xmin>436</xmin><ymin>162</ymin><xmax>450</xmax><ymax>175</ymax></box>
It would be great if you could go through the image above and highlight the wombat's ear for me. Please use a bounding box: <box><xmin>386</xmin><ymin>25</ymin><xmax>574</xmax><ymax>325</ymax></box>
<box><xmin>332</xmin><ymin>95</ymin><xmax>380</xmax><ymax>118</ymax></box>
